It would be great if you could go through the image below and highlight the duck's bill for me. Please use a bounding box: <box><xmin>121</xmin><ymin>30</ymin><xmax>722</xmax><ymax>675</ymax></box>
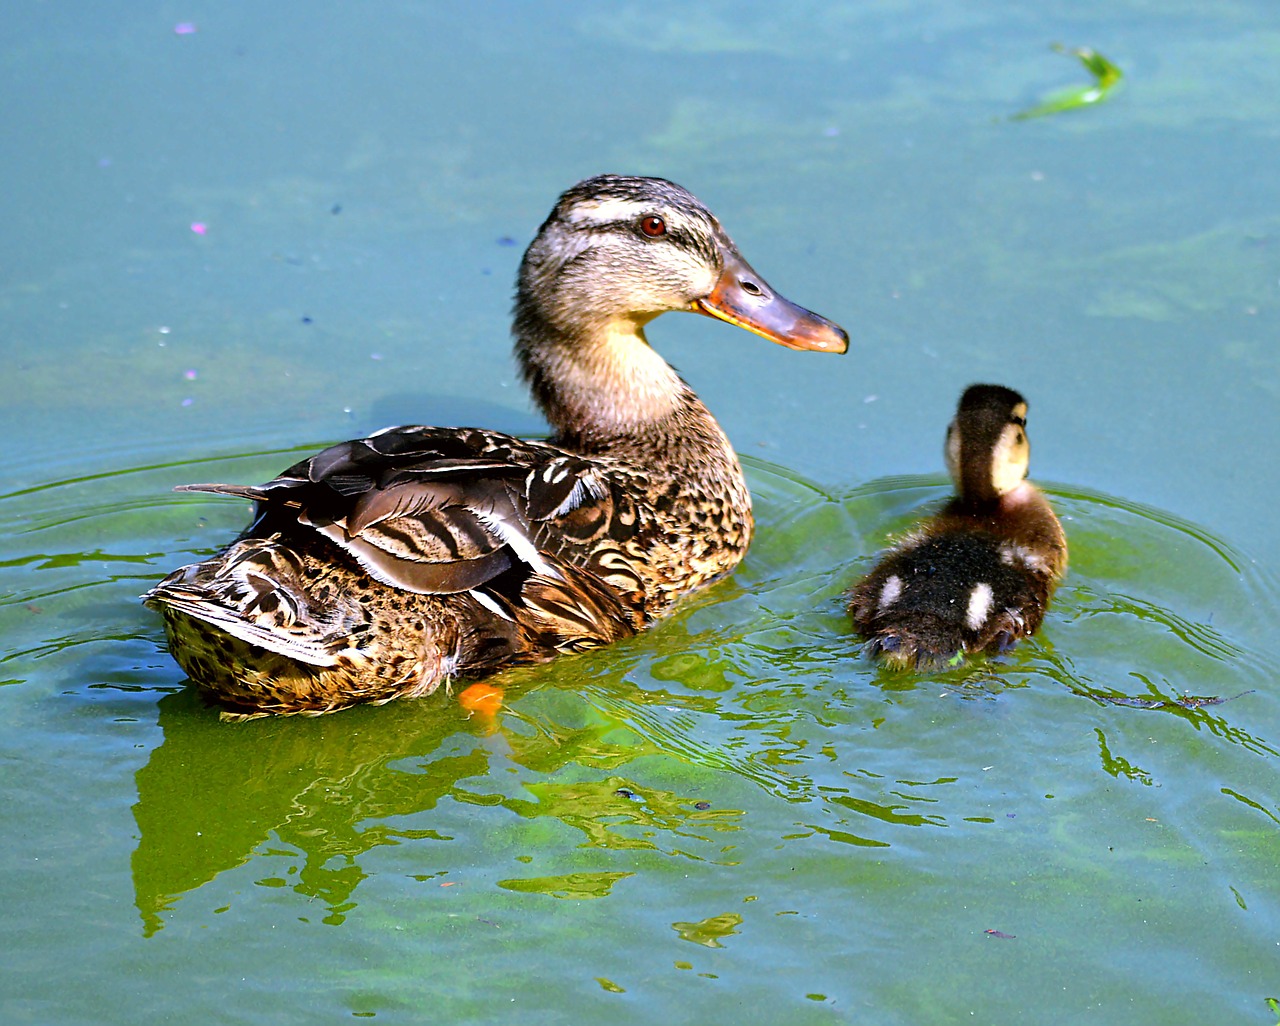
<box><xmin>693</xmin><ymin>251</ymin><xmax>849</xmax><ymax>354</ymax></box>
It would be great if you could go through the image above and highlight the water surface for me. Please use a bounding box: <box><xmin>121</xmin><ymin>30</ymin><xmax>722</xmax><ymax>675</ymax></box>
<box><xmin>3</xmin><ymin>4</ymin><xmax>1279</xmax><ymax>1024</ymax></box>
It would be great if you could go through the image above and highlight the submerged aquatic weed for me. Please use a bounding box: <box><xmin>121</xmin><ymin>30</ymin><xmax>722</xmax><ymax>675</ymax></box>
<box><xmin>1013</xmin><ymin>45</ymin><xmax>1124</xmax><ymax>120</ymax></box>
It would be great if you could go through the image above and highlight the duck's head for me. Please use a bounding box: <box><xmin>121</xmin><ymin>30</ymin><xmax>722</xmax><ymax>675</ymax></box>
<box><xmin>517</xmin><ymin>174</ymin><xmax>848</xmax><ymax>353</ymax></box>
<box><xmin>513</xmin><ymin>175</ymin><xmax>848</xmax><ymax>436</ymax></box>
<box><xmin>944</xmin><ymin>384</ymin><xmax>1031</xmax><ymax>505</ymax></box>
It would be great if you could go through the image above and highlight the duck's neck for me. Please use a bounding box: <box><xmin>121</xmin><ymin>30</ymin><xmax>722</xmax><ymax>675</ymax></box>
<box><xmin>515</xmin><ymin>308</ymin><xmax>696</xmax><ymax>451</ymax></box>
<box><xmin>514</xmin><ymin>303</ymin><xmax>753</xmax><ymax>578</ymax></box>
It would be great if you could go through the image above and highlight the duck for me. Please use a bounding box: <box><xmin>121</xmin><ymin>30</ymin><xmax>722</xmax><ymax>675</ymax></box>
<box><xmin>144</xmin><ymin>174</ymin><xmax>849</xmax><ymax>719</ymax></box>
<box><xmin>848</xmin><ymin>383</ymin><xmax>1067</xmax><ymax>668</ymax></box>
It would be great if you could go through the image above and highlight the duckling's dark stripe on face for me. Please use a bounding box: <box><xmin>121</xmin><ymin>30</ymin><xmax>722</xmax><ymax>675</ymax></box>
<box><xmin>951</xmin><ymin>383</ymin><xmax>1031</xmax><ymax>504</ymax></box>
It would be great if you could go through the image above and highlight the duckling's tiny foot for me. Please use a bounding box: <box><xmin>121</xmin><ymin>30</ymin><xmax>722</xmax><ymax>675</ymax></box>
<box><xmin>992</xmin><ymin>631</ymin><xmax>1019</xmax><ymax>653</ymax></box>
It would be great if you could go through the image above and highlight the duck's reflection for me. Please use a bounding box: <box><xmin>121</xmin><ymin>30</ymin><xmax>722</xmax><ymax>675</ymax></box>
<box><xmin>129</xmin><ymin>645</ymin><xmax>750</xmax><ymax>937</ymax></box>
<box><xmin>131</xmin><ymin>687</ymin><xmax>500</xmax><ymax>935</ymax></box>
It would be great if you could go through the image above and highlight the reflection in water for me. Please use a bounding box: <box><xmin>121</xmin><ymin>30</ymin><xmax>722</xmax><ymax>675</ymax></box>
<box><xmin>498</xmin><ymin>870</ymin><xmax>634</xmax><ymax>899</ymax></box>
<box><xmin>130</xmin><ymin>654</ymin><xmax>748</xmax><ymax>934</ymax></box>
<box><xmin>672</xmin><ymin>912</ymin><xmax>743</xmax><ymax>948</ymax></box>
<box><xmin>1065</xmin><ymin>584</ymin><xmax>1244</xmax><ymax>661</ymax></box>
<box><xmin>496</xmin><ymin>775</ymin><xmax>742</xmax><ymax>859</ymax></box>
<box><xmin>132</xmin><ymin>689</ymin><xmax>484</xmax><ymax>934</ymax></box>
<box><xmin>1220</xmin><ymin>788</ymin><xmax>1280</xmax><ymax>828</ymax></box>
<box><xmin>69</xmin><ymin>456</ymin><xmax>1277</xmax><ymax>933</ymax></box>
<box><xmin>1095</xmin><ymin>727</ymin><xmax>1156</xmax><ymax>786</ymax></box>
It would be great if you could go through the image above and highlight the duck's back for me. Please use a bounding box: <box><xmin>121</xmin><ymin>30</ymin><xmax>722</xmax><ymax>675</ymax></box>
<box><xmin>144</xmin><ymin>418</ymin><xmax>748</xmax><ymax>717</ymax></box>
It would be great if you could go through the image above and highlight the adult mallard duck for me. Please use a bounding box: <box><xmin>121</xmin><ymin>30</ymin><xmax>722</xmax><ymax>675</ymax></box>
<box><xmin>848</xmin><ymin>384</ymin><xmax>1067</xmax><ymax>667</ymax></box>
<box><xmin>145</xmin><ymin>174</ymin><xmax>848</xmax><ymax>718</ymax></box>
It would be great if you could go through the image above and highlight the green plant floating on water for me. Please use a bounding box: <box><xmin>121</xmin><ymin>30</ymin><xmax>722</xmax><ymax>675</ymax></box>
<box><xmin>1013</xmin><ymin>45</ymin><xmax>1123</xmax><ymax>120</ymax></box>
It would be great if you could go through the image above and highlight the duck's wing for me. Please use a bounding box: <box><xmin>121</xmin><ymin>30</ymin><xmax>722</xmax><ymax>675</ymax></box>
<box><xmin>179</xmin><ymin>425</ymin><xmax>649</xmax><ymax>613</ymax></box>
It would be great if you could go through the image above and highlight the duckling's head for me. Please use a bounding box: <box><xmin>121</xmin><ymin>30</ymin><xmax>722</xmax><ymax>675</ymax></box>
<box><xmin>513</xmin><ymin>175</ymin><xmax>847</xmax><ymax>435</ymax></box>
<box><xmin>944</xmin><ymin>384</ymin><xmax>1031</xmax><ymax>505</ymax></box>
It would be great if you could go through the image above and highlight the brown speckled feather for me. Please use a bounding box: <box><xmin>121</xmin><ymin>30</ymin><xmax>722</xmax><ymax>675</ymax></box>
<box><xmin>145</xmin><ymin>407</ymin><xmax>749</xmax><ymax>717</ymax></box>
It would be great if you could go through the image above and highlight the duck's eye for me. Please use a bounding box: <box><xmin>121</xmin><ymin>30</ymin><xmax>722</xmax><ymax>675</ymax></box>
<box><xmin>639</xmin><ymin>215</ymin><xmax>666</xmax><ymax>238</ymax></box>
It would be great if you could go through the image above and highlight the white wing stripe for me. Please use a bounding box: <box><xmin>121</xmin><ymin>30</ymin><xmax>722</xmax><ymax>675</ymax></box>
<box><xmin>469</xmin><ymin>588</ymin><xmax>514</xmax><ymax>621</ymax></box>
<box><xmin>472</xmin><ymin>508</ymin><xmax>563</xmax><ymax>580</ymax></box>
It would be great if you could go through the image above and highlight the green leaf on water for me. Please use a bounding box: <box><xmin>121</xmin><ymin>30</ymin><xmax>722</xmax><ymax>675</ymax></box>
<box><xmin>1013</xmin><ymin>44</ymin><xmax>1124</xmax><ymax>121</ymax></box>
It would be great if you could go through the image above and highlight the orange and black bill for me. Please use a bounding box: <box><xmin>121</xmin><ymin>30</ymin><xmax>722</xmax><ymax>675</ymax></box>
<box><xmin>693</xmin><ymin>248</ymin><xmax>849</xmax><ymax>354</ymax></box>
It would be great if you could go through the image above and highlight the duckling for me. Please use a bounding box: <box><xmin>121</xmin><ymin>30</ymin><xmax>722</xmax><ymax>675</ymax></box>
<box><xmin>144</xmin><ymin>175</ymin><xmax>848</xmax><ymax>718</ymax></box>
<box><xmin>848</xmin><ymin>384</ymin><xmax>1066</xmax><ymax>668</ymax></box>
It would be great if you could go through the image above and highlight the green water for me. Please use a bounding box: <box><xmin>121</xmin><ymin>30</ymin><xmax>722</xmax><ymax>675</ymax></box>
<box><xmin>3</xmin><ymin>4</ymin><xmax>1279</xmax><ymax>1024</ymax></box>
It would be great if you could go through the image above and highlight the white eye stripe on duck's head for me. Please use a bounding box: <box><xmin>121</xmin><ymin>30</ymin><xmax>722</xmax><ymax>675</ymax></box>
<box><xmin>556</xmin><ymin>176</ymin><xmax>724</xmax><ymax>239</ymax></box>
<box><xmin>563</xmin><ymin>201</ymin><xmax>719</xmax><ymax>260</ymax></box>
<box><xmin>564</xmin><ymin>196</ymin><xmax>668</xmax><ymax>229</ymax></box>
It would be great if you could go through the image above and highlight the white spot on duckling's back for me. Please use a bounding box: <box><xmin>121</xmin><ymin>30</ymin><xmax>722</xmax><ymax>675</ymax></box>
<box><xmin>878</xmin><ymin>574</ymin><xmax>903</xmax><ymax>613</ymax></box>
<box><xmin>965</xmin><ymin>582</ymin><xmax>994</xmax><ymax>630</ymax></box>
<box><xmin>998</xmin><ymin>541</ymin><xmax>1047</xmax><ymax>573</ymax></box>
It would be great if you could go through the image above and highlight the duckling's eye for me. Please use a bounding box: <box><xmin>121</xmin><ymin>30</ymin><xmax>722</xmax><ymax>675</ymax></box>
<box><xmin>639</xmin><ymin>215</ymin><xmax>667</xmax><ymax>238</ymax></box>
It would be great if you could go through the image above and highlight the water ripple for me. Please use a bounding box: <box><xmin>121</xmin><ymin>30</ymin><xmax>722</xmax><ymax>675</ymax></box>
<box><xmin>1</xmin><ymin>446</ymin><xmax>1277</xmax><ymax>938</ymax></box>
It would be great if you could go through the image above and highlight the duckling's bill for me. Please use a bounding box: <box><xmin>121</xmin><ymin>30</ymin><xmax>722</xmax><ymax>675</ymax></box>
<box><xmin>693</xmin><ymin>250</ymin><xmax>848</xmax><ymax>354</ymax></box>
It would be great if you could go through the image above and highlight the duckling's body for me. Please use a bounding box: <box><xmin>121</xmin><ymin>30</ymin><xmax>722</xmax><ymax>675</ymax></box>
<box><xmin>849</xmin><ymin>384</ymin><xmax>1066</xmax><ymax>667</ymax></box>
<box><xmin>145</xmin><ymin>175</ymin><xmax>847</xmax><ymax>718</ymax></box>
